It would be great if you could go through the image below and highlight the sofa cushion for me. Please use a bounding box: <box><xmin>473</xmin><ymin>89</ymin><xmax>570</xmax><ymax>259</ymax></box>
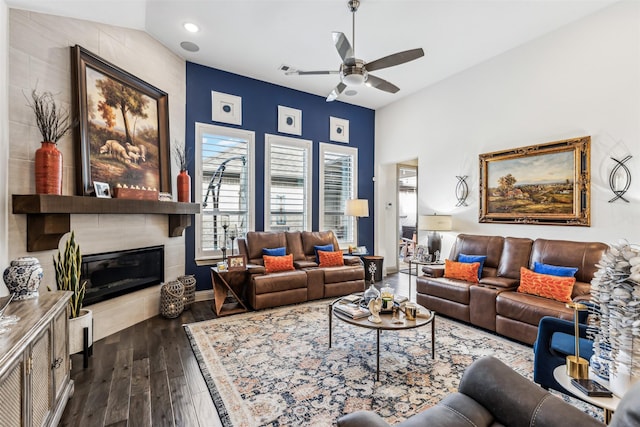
<box><xmin>318</xmin><ymin>250</ymin><xmax>344</xmax><ymax>267</ymax></box>
<box><xmin>458</xmin><ymin>253</ymin><xmax>487</xmax><ymax>279</ymax></box>
<box><xmin>518</xmin><ymin>267</ymin><xmax>575</xmax><ymax>303</ymax></box>
<box><xmin>417</xmin><ymin>277</ymin><xmax>473</xmax><ymax>305</ymax></box>
<box><xmin>449</xmin><ymin>234</ymin><xmax>504</xmax><ymax>277</ymax></box>
<box><xmin>496</xmin><ymin>291</ymin><xmax>574</xmax><ymax>326</ymax></box>
<box><xmin>551</xmin><ymin>332</ymin><xmax>594</xmax><ymax>359</ymax></box>
<box><xmin>314</xmin><ymin>244</ymin><xmax>334</xmax><ymax>263</ymax></box>
<box><xmin>263</xmin><ymin>254</ymin><xmax>295</xmax><ymax>273</ymax></box>
<box><xmin>323</xmin><ymin>265</ymin><xmax>364</xmax><ymax>285</ymax></box>
<box><xmin>444</xmin><ymin>259</ymin><xmax>480</xmax><ymax>283</ymax></box>
<box><xmin>285</xmin><ymin>231</ymin><xmax>306</xmax><ymax>261</ymax></box>
<box><xmin>302</xmin><ymin>231</ymin><xmax>340</xmax><ymax>260</ymax></box>
<box><xmin>496</xmin><ymin>237</ymin><xmax>533</xmax><ymax>279</ymax></box>
<box><xmin>252</xmin><ymin>270</ymin><xmax>307</xmax><ymax>295</ymax></box>
<box><xmin>529</xmin><ymin>239</ymin><xmax>608</xmax><ymax>286</ymax></box>
<box><xmin>262</xmin><ymin>246</ymin><xmax>286</xmax><ymax>256</ymax></box>
<box><xmin>246</xmin><ymin>231</ymin><xmax>287</xmax><ymax>262</ymax></box>
<box><xmin>533</xmin><ymin>261</ymin><xmax>578</xmax><ymax>278</ymax></box>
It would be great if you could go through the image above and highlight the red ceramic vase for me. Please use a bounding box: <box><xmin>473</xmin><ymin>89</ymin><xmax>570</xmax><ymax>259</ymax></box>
<box><xmin>177</xmin><ymin>170</ymin><xmax>191</xmax><ymax>203</ymax></box>
<box><xmin>35</xmin><ymin>141</ymin><xmax>63</xmax><ymax>195</ymax></box>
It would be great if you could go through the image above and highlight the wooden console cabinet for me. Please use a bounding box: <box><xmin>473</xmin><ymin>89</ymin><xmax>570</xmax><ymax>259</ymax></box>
<box><xmin>0</xmin><ymin>292</ymin><xmax>74</xmax><ymax>426</ymax></box>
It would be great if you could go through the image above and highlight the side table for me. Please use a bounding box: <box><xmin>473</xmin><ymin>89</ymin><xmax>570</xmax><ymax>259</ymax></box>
<box><xmin>553</xmin><ymin>365</ymin><xmax>620</xmax><ymax>423</ymax></box>
<box><xmin>210</xmin><ymin>267</ymin><xmax>249</xmax><ymax>316</ymax></box>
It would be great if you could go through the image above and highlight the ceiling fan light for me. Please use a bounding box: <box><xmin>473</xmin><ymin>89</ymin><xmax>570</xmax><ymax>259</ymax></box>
<box><xmin>342</xmin><ymin>73</ymin><xmax>365</xmax><ymax>86</ymax></box>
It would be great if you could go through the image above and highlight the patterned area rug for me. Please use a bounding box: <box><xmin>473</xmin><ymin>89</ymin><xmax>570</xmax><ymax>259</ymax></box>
<box><xmin>184</xmin><ymin>300</ymin><xmax>601</xmax><ymax>427</ymax></box>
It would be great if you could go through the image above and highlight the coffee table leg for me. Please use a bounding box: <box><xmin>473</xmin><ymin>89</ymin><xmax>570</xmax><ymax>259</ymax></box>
<box><xmin>431</xmin><ymin>314</ymin><xmax>436</xmax><ymax>359</ymax></box>
<box><xmin>329</xmin><ymin>305</ymin><xmax>333</xmax><ymax>348</ymax></box>
<box><xmin>376</xmin><ymin>329</ymin><xmax>380</xmax><ymax>381</ymax></box>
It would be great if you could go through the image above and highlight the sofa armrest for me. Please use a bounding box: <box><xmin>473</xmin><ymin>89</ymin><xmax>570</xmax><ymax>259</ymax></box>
<box><xmin>479</xmin><ymin>276</ymin><xmax>518</xmax><ymax>288</ymax></box>
<box><xmin>343</xmin><ymin>256</ymin><xmax>362</xmax><ymax>266</ymax></box>
<box><xmin>247</xmin><ymin>264</ymin><xmax>266</xmax><ymax>274</ymax></box>
<box><xmin>294</xmin><ymin>260</ymin><xmax>318</xmax><ymax>269</ymax></box>
<box><xmin>337</xmin><ymin>411</ymin><xmax>390</xmax><ymax>427</ymax></box>
<box><xmin>459</xmin><ymin>356</ymin><xmax>602</xmax><ymax>427</ymax></box>
<box><xmin>422</xmin><ymin>265</ymin><xmax>444</xmax><ymax>278</ymax></box>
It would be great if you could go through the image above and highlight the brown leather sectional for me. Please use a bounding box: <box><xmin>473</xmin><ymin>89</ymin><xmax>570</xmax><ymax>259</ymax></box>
<box><xmin>238</xmin><ymin>230</ymin><xmax>365</xmax><ymax>310</ymax></box>
<box><xmin>416</xmin><ymin>234</ymin><xmax>608</xmax><ymax>344</ymax></box>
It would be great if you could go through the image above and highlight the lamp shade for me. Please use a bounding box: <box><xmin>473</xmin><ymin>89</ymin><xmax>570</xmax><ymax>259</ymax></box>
<box><xmin>419</xmin><ymin>214</ymin><xmax>452</xmax><ymax>231</ymax></box>
<box><xmin>345</xmin><ymin>199</ymin><xmax>369</xmax><ymax>217</ymax></box>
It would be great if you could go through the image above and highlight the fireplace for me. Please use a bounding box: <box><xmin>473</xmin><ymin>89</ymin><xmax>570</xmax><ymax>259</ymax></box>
<box><xmin>81</xmin><ymin>246</ymin><xmax>164</xmax><ymax>306</ymax></box>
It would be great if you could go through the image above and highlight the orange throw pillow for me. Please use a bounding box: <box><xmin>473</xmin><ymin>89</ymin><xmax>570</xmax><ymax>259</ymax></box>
<box><xmin>444</xmin><ymin>259</ymin><xmax>480</xmax><ymax>283</ymax></box>
<box><xmin>318</xmin><ymin>250</ymin><xmax>344</xmax><ymax>267</ymax></box>
<box><xmin>518</xmin><ymin>267</ymin><xmax>575</xmax><ymax>303</ymax></box>
<box><xmin>263</xmin><ymin>254</ymin><xmax>295</xmax><ymax>273</ymax></box>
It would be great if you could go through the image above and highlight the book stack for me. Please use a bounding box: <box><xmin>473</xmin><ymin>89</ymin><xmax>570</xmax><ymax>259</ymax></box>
<box><xmin>334</xmin><ymin>303</ymin><xmax>370</xmax><ymax>319</ymax></box>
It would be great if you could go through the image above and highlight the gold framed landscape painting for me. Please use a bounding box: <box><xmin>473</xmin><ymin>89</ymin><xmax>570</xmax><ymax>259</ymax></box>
<box><xmin>479</xmin><ymin>136</ymin><xmax>590</xmax><ymax>226</ymax></box>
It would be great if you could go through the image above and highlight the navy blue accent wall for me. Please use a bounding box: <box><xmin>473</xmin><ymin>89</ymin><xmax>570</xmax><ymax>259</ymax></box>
<box><xmin>184</xmin><ymin>62</ymin><xmax>375</xmax><ymax>289</ymax></box>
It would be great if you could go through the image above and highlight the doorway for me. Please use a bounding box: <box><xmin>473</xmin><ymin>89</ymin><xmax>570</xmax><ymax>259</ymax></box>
<box><xmin>397</xmin><ymin>163</ymin><xmax>417</xmax><ymax>272</ymax></box>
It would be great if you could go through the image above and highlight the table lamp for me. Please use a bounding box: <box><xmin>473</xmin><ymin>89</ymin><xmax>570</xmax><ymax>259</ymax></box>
<box><xmin>418</xmin><ymin>214</ymin><xmax>452</xmax><ymax>262</ymax></box>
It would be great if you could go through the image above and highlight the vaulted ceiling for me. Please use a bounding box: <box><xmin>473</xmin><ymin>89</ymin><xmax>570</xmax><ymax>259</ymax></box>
<box><xmin>7</xmin><ymin>0</ymin><xmax>616</xmax><ymax>109</ymax></box>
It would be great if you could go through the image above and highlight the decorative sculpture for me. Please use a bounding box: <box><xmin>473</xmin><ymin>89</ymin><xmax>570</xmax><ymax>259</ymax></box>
<box><xmin>608</xmin><ymin>155</ymin><xmax>632</xmax><ymax>203</ymax></box>
<box><xmin>368</xmin><ymin>297</ymin><xmax>382</xmax><ymax>324</ymax></box>
<box><xmin>455</xmin><ymin>175</ymin><xmax>469</xmax><ymax>207</ymax></box>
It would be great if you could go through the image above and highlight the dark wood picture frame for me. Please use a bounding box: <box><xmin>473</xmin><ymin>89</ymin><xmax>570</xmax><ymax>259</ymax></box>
<box><xmin>479</xmin><ymin>136</ymin><xmax>590</xmax><ymax>226</ymax></box>
<box><xmin>71</xmin><ymin>45</ymin><xmax>171</xmax><ymax>196</ymax></box>
<box><xmin>227</xmin><ymin>255</ymin><xmax>246</xmax><ymax>271</ymax></box>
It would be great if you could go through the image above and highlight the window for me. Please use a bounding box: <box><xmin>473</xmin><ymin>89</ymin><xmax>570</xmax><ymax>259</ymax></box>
<box><xmin>319</xmin><ymin>143</ymin><xmax>358</xmax><ymax>248</ymax></box>
<box><xmin>195</xmin><ymin>123</ymin><xmax>254</xmax><ymax>260</ymax></box>
<box><xmin>264</xmin><ymin>134</ymin><xmax>312</xmax><ymax>232</ymax></box>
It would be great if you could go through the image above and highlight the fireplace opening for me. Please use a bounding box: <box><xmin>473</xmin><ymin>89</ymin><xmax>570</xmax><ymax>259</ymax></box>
<box><xmin>81</xmin><ymin>245</ymin><xmax>164</xmax><ymax>306</ymax></box>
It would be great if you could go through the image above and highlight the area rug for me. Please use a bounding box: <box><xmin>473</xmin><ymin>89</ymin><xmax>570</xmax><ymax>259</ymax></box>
<box><xmin>184</xmin><ymin>300</ymin><xmax>601</xmax><ymax>427</ymax></box>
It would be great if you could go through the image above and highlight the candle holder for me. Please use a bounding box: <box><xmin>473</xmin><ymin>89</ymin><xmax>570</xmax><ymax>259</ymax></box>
<box><xmin>566</xmin><ymin>302</ymin><xmax>589</xmax><ymax>379</ymax></box>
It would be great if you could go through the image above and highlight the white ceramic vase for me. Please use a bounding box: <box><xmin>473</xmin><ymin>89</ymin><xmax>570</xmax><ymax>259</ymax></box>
<box><xmin>68</xmin><ymin>309</ymin><xmax>93</xmax><ymax>355</ymax></box>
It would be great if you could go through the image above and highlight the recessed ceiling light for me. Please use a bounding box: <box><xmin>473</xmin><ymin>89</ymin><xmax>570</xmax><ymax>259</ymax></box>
<box><xmin>180</xmin><ymin>41</ymin><xmax>200</xmax><ymax>52</ymax></box>
<box><xmin>183</xmin><ymin>22</ymin><xmax>199</xmax><ymax>33</ymax></box>
<box><xmin>344</xmin><ymin>90</ymin><xmax>358</xmax><ymax>96</ymax></box>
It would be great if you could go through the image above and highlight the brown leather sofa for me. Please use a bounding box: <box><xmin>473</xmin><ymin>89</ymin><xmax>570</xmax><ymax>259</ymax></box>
<box><xmin>238</xmin><ymin>230</ymin><xmax>365</xmax><ymax>310</ymax></box>
<box><xmin>417</xmin><ymin>234</ymin><xmax>607</xmax><ymax>344</ymax></box>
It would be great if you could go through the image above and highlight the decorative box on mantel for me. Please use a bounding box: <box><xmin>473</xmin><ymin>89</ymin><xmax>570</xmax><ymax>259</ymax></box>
<box><xmin>113</xmin><ymin>187</ymin><xmax>159</xmax><ymax>201</ymax></box>
<box><xmin>12</xmin><ymin>194</ymin><xmax>200</xmax><ymax>252</ymax></box>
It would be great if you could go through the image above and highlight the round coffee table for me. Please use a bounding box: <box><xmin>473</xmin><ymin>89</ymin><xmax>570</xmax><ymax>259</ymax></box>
<box><xmin>329</xmin><ymin>296</ymin><xmax>435</xmax><ymax>381</ymax></box>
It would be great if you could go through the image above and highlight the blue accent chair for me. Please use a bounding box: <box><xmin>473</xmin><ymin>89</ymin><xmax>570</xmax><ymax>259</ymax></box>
<box><xmin>533</xmin><ymin>316</ymin><xmax>594</xmax><ymax>398</ymax></box>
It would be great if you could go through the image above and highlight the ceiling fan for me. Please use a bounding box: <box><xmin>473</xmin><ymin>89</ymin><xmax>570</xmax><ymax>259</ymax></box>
<box><xmin>284</xmin><ymin>0</ymin><xmax>424</xmax><ymax>102</ymax></box>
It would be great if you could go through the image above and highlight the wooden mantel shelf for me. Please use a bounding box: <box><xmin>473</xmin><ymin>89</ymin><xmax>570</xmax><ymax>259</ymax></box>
<box><xmin>12</xmin><ymin>194</ymin><xmax>201</xmax><ymax>252</ymax></box>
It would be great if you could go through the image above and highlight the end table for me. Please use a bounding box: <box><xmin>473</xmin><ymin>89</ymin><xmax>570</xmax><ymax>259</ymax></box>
<box><xmin>210</xmin><ymin>267</ymin><xmax>249</xmax><ymax>316</ymax></box>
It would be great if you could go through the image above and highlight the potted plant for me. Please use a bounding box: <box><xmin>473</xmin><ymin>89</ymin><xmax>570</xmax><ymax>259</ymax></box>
<box><xmin>53</xmin><ymin>231</ymin><xmax>92</xmax><ymax>356</ymax></box>
<box><xmin>173</xmin><ymin>140</ymin><xmax>192</xmax><ymax>202</ymax></box>
<box><xmin>25</xmin><ymin>89</ymin><xmax>75</xmax><ymax>195</ymax></box>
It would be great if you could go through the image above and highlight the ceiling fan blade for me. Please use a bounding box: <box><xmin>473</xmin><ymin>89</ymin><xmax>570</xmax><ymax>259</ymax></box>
<box><xmin>286</xmin><ymin>70</ymin><xmax>339</xmax><ymax>76</ymax></box>
<box><xmin>365</xmin><ymin>48</ymin><xmax>424</xmax><ymax>72</ymax></box>
<box><xmin>326</xmin><ymin>82</ymin><xmax>347</xmax><ymax>102</ymax></box>
<box><xmin>365</xmin><ymin>74</ymin><xmax>400</xmax><ymax>94</ymax></box>
<box><xmin>332</xmin><ymin>32</ymin><xmax>355</xmax><ymax>66</ymax></box>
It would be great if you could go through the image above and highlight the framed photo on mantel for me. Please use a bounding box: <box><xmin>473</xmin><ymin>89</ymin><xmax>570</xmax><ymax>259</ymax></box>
<box><xmin>479</xmin><ymin>136</ymin><xmax>590</xmax><ymax>226</ymax></box>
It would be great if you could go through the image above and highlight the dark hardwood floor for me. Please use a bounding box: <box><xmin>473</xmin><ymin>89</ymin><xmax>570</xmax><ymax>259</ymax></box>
<box><xmin>59</xmin><ymin>271</ymin><xmax>411</xmax><ymax>427</ymax></box>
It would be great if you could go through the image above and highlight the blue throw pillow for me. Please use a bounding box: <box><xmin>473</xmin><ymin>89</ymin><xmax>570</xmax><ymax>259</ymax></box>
<box><xmin>314</xmin><ymin>244</ymin><xmax>334</xmax><ymax>263</ymax></box>
<box><xmin>533</xmin><ymin>261</ymin><xmax>578</xmax><ymax>277</ymax></box>
<box><xmin>458</xmin><ymin>254</ymin><xmax>487</xmax><ymax>279</ymax></box>
<box><xmin>262</xmin><ymin>247</ymin><xmax>286</xmax><ymax>256</ymax></box>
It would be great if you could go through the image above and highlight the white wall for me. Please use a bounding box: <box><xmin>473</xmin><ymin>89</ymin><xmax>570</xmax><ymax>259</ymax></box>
<box><xmin>0</xmin><ymin>0</ymin><xmax>9</xmax><ymax>295</ymax></box>
<box><xmin>375</xmin><ymin>1</ymin><xmax>640</xmax><ymax>269</ymax></box>
<box><xmin>7</xmin><ymin>9</ymin><xmax>186</xmax><ymax>339</ymax></box>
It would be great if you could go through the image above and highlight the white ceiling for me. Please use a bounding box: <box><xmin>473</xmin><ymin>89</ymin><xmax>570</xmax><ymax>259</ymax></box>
<box><xmin>7</xmin><ymin>0</ymin><xmax>617</xmax><ymax>110</ymax></box>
